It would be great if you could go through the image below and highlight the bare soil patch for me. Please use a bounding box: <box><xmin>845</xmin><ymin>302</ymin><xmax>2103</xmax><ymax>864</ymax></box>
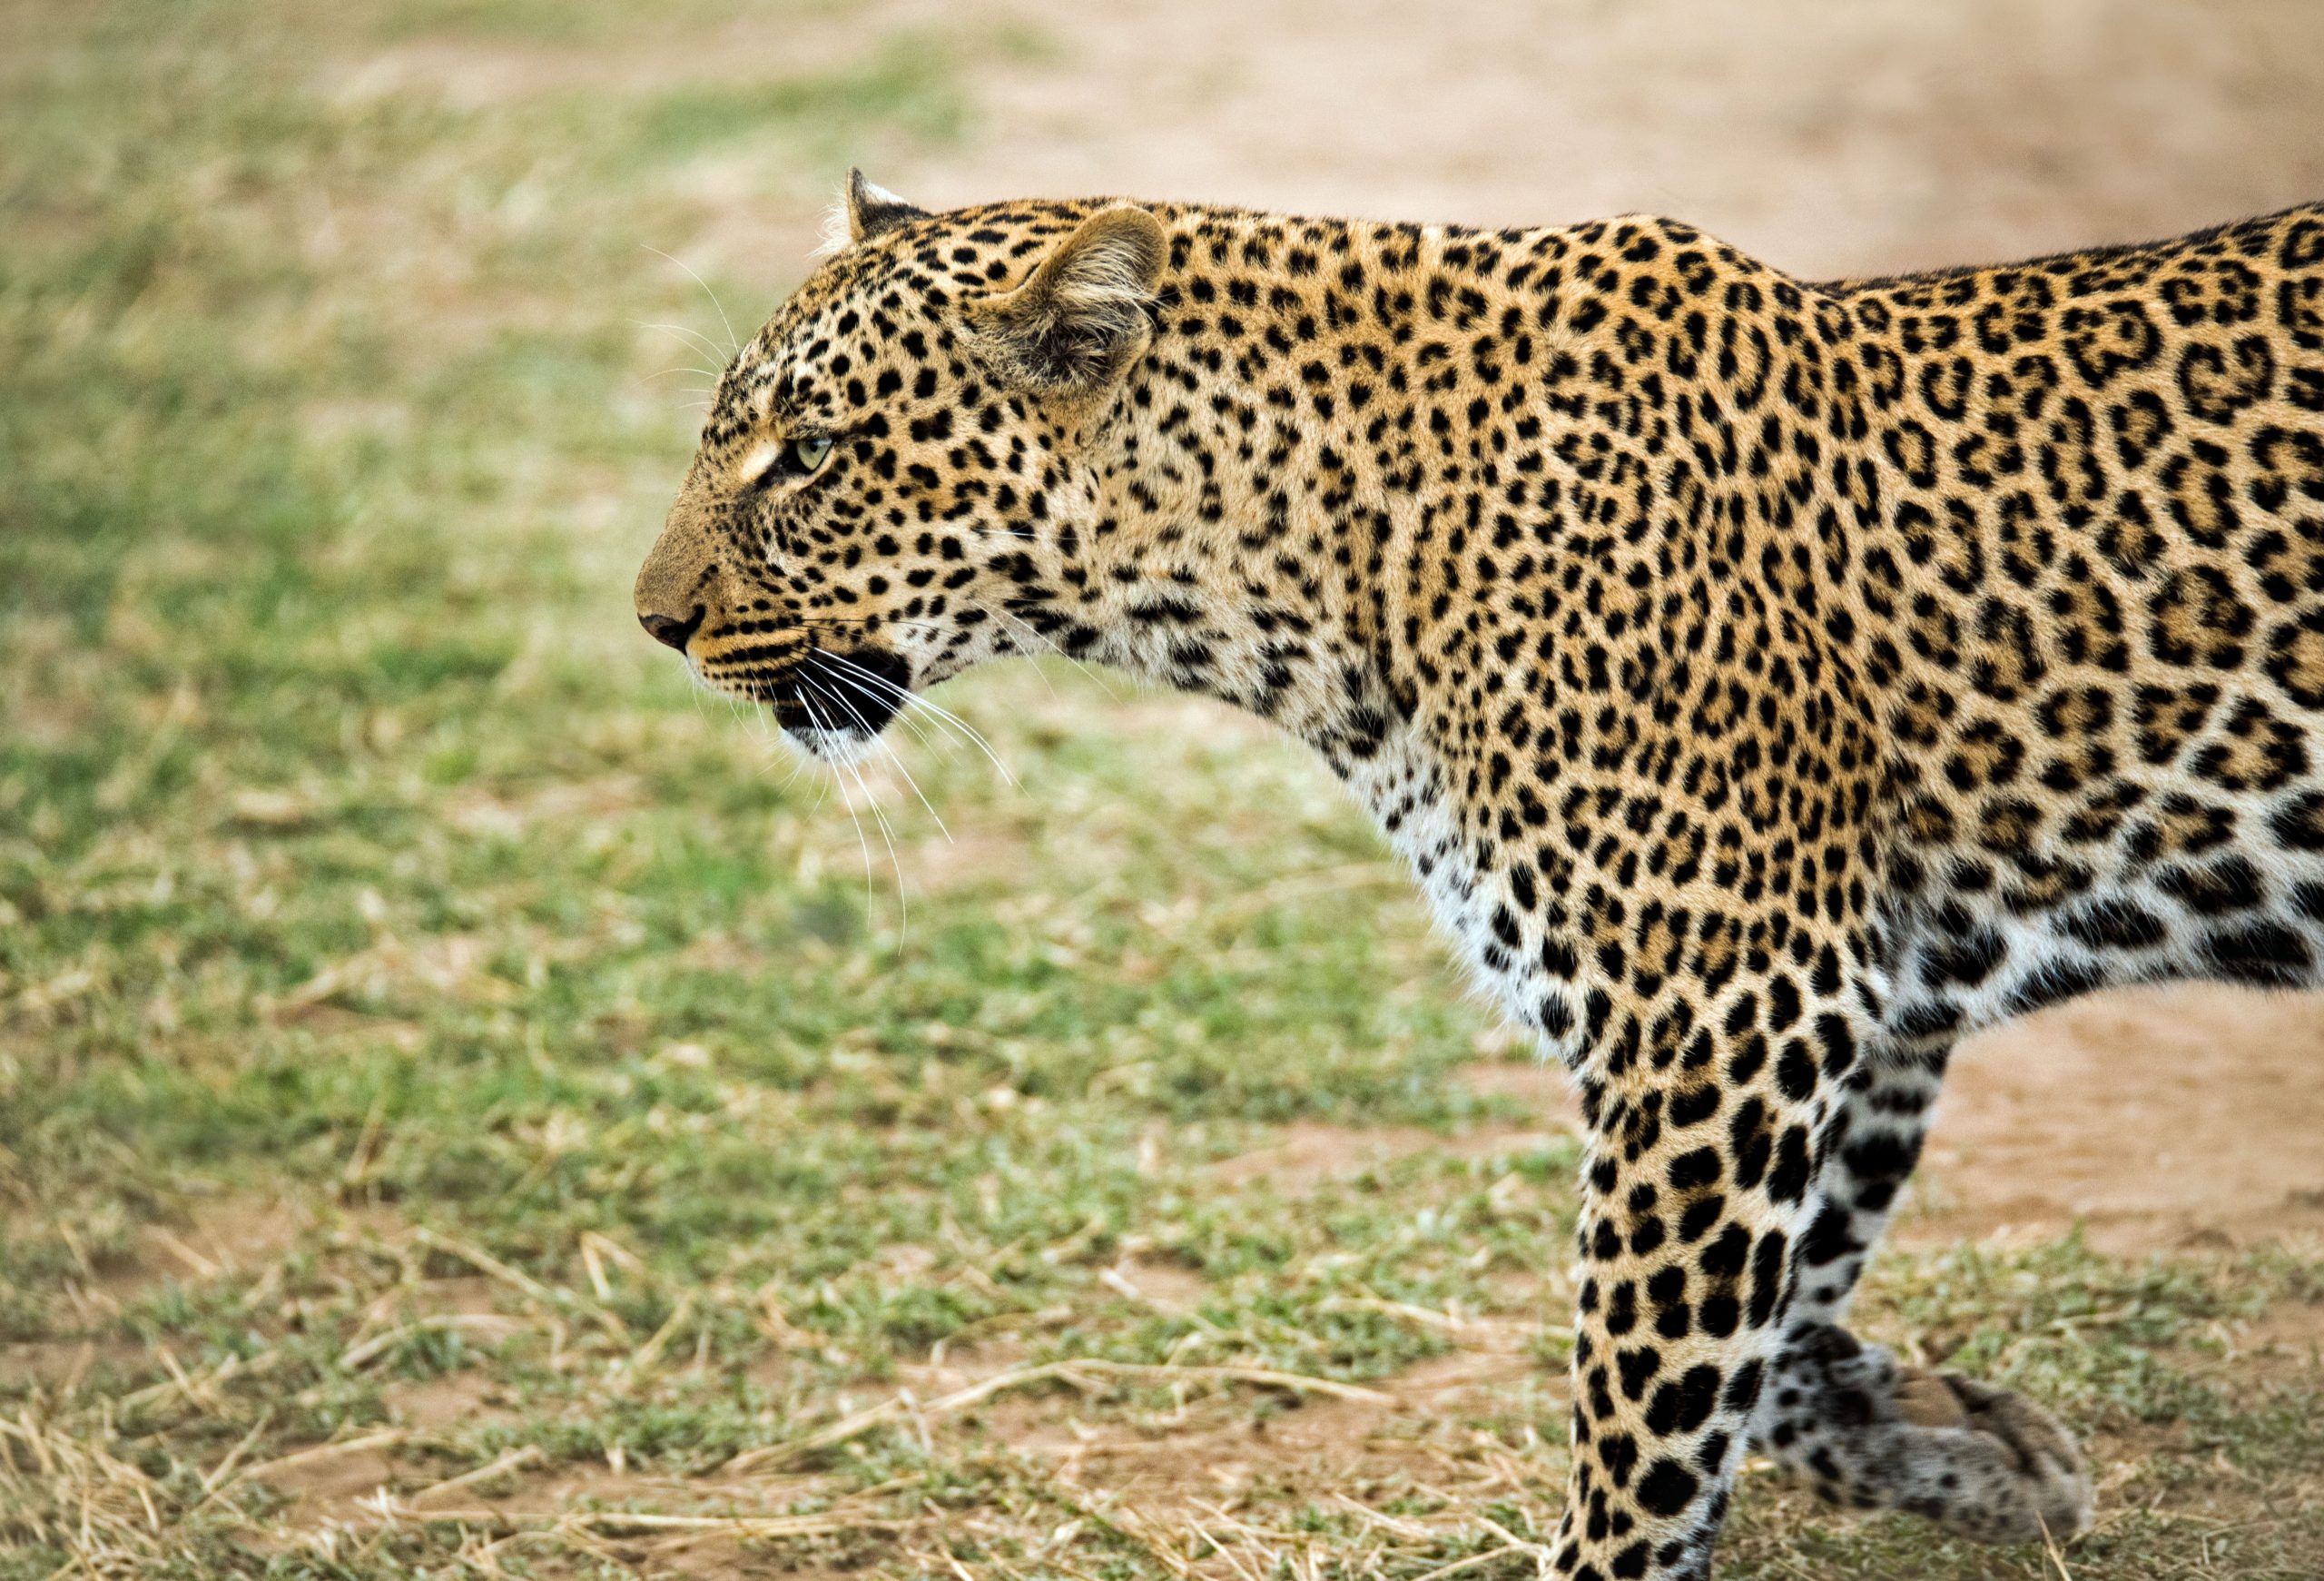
<box><xmin>31</xmin><ymin>1190</ymin><xmax>317</xmax><ymax>1319</ymax></box>
<box><xmin>970</xmin><ymin>1336</ymin><xmax>1554</xmax><ymax>1516</ymax></box>
<box><xmin>381</xmin><ymin>1369</ymin><xmax>520</xmax><ymax>1433</ymax></box>
<box><xmin>2199</xmin><ymin>1298</ymin><xmax>2324</xmax><ymax>1388</ymax></box>
<box><xmin>1915</xmin><ymin>985</ymin><xmax>2324</xmax><ymax>1255</ymax></box>
<box><xmin>0</xmin><ymin>1334</ymin><xmax>148</xmax><ymax>1391</ymax></box>
<box><xmin>1208</xmin><ymin>1061</ymin><xmax>1576</xmax><ymax>1194</ymax></box>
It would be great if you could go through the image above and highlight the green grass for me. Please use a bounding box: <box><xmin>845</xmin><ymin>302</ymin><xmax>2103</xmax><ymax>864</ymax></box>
<box><xmin>1</xmin><ymin>3</ymin><xmax>2319</xmax><ymax>1576</ymax></box>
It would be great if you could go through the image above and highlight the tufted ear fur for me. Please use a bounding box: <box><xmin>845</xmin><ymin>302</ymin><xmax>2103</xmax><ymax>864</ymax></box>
<box><xmin>970</xmin><ymin>205</ymin><xmax>1167</xmax><ymax>392</ymax></box>
<box><xmin>843</xmin><ymin>167</ymin><xmax>927</xmax><ymax>246</ymax></box>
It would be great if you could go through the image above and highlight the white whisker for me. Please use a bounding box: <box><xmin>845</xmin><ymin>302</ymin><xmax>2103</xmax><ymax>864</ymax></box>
<box><xmin>642</xmin><ymin>248</ymin><xmax>739</xmax><ymax>356</ymax></box>
<box><xmin>635</xmin><ymin>319</ymin><xmax>733</xmax><ymax>367</ymax></box>
<box><xmin>798</xmin><ymin>688</ymin><xmax>877</xmax><ymax>921</ymax></box>
<box><xmin>813</xmin><ymin>648</ymin><xmax>1019</xmax><ymax>789</ymax></box>
<box><xmin>804</xmin><ymin>679</ymin><xmax>911</xmax><ymax>947</ymax></box>
<box><xmin>800</xmin><ymin>665</ymin><xmax>952</xmax><ymax>844</ymax></box>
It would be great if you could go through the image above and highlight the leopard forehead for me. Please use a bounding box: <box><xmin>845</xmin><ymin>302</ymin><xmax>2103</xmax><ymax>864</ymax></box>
<box><xmin>701</xmin><ymin>200</ymin><xmax>1119</xmax><ymax>445</ymax></box>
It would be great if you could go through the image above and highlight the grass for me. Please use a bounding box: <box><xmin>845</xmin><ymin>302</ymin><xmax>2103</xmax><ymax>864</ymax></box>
<box><xmin>1</xmin><ymin>2</ymin><xmax>2319</xmax><ymax>1576</ymax></box>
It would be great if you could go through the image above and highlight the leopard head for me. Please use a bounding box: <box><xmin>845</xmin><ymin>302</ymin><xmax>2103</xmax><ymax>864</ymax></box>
<box><xmin>634</xmin><ymin>172</ymin><xmax>1166</xmax><ymax>760</ymax></box>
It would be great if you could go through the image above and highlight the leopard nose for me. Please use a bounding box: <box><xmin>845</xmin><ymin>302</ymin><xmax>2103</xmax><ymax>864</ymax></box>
<box><xmin>638</xmin><ymin>606</ymin><xmax>704</xmax><ymax>653</ymax></box>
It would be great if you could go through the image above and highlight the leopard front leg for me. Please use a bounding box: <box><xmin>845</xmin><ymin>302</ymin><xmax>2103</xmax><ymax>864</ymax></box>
<box><xmin>1545</xmin><ymin>987</ymin><xmax>1846</xmax><ymax>1579</ymax></box>
<box><xmin>1751</xmin><ymin>1047</ymin><xmax>2094</xmax><ymax>1545</ymax></box>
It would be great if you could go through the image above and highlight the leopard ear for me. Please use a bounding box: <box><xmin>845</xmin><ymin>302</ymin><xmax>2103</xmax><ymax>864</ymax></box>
<box><xmin>844</xmin><ymin>168</ymin><xmax>926</xmax><ymax>244</ymax></box>
<box><xmin>970</xmin><ymin>205</ymin><xmax>1167</xmax><ymax>391</ymax></box>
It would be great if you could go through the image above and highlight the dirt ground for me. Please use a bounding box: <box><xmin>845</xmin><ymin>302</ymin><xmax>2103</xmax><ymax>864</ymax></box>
<box><xmin>11</xmin><ymin>5</ymin><xmax>2324</xmax><ymax>1576</ymax></box>
<box><xmin>1922</xmin><ymin>989</ymin><xmax>2324</xmax><ymax>1252</ymax></box>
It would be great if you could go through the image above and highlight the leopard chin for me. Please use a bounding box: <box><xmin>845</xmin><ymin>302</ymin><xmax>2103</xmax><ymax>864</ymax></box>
<box><xmin>781</xmin><ymin>724</ymin><xmax>878</xmax><ymax>766</ymax></box>
<box><xmin>762</xmin><ymin>647</ymin><xmax>911</xmax><ymax>762</ymax></box>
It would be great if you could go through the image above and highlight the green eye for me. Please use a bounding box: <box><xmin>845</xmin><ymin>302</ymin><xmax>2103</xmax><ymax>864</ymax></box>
<box><xmin>785</xmin><ymin>434</ymin><xmax>834</xmax><ymax>475</ymax></box>
<box><xmin>746</xmin><ymin>433</ymin><xmax>837</xmax><ymax>493</ymax></box>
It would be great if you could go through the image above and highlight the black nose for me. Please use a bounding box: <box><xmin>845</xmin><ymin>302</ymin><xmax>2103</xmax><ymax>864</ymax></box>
<box><xmin>639</xmin><ymin>606</ymin><xmax>704</xmax><ymax>653</ymax></box>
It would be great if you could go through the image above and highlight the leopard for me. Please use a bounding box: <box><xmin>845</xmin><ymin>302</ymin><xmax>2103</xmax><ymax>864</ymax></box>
<box><xmin>635</xmin><ymin>169</ymin><xmax>2324</xmax><ymax>1577</ymax></box>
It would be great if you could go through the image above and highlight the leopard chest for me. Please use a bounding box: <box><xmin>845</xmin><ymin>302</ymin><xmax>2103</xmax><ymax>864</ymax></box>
<box><xmin>1341</xmin><ymin>732</ymin><xmax>1596</xmax><ymax>1064</ymax></box>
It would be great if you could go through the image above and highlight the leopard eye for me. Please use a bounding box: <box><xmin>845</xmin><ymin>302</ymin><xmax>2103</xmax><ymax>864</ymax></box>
<box><xmin>786</xmin><ymin>434</ymin><xmax>834</xmax><ymax>476</ymax></box>
<box><xmin>746</xmin><ymin>434</ymin><xmax>837</xmax><ymax>492</ymax></box>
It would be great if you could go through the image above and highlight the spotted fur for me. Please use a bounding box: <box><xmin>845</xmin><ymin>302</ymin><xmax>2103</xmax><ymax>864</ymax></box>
<box><xmin>636</xmin><ymin>173</ymin><xmax>2324</xmax><ymax>1575</ymax></box>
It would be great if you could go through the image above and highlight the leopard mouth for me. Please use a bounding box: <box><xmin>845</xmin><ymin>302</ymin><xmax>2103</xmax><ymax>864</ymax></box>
<box><xmin>762</xmin><ymin>647</ymin><xmax>912</xmax><ymax>746</ymax></box>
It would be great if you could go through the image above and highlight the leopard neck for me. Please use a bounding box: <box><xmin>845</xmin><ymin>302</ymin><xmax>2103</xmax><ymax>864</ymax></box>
<box><xmin>1037</xmin><ymin>206</ymin><xmax>1867</xmax><ymax>776</ymax></box>
<box><xmin>1046</xmin><ymin>207</ymin><xmax>1544</xmax><ymax>776</ymax></box>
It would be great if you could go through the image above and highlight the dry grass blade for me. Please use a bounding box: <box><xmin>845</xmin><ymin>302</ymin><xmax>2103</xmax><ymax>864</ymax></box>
<box><xmin>1328</xmin><ymin>1493</ymin><xmax>1442</xmax><ymax>1540</ymax></box>
<box><xmin>1317</xmin><ymin>1294</ymin><xmax>1484</xmax><ymax>1332</ymax></box>
<box><xmin>2042</xmin><ymin>1519</ymin><xmax>2082</xmax><ymax>1581</ymax></box>
<box><xmin>188</xmin><ymin>1406</ymin><xmax>275</xmax><ymax>1512</ymax></box>
<box><xmin>411</xmin><ymin>1226</ymin><xmax>629</xmax><ymax>1339</ymax></box>
<box><xmin>0</xmin><ymin>1408</ymin><xmax>170</xmax><ymax>1567</ymax></box>
<box><xmin>615</xmin><ymin>1288</ymin><xmax>696</xmax><ymax>1380</ymax></box>
<box><xmin>1405</xmin><ymin>1543</ymin><xmax>1529</xmax><ymax>1581</ymax></box>
<box><xmin>238</xmin><ymin>1429</ymin><xmax>407</xmax><ymax>1487</ymax></box>
<box><xmin>113</xmin><ymin>1346</ymin><xmax>288</xmax><ymax>1418</ymax></box>
<box><xmin>406</xmin><ymin>1444</ymin><xmax>547</xmax><ymax>1505</ymax></box>
<box><xmin>371</xmin><ymin>1501</ymin><xmax>908</xmax><ymax>1539</ymax></box>
<box><xmin>1063</xmin><ymin>1359</ymin><xmax>1395</xmax><ymax>1403</ymax></box>
<box><xmin>339</xmin><ymin>1311</ymin><xmax>526</xmax><ymax>1370</ymax></box>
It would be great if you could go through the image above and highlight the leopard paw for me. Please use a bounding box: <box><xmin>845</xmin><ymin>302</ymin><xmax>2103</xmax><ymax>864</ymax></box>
<box><xmin>1759</xmin><ymin>1324</ymin><xmax>2093</xmax><ymax>1546</ymax></box>
<box><xmin>1892</xmin><ymin>1367</ymin><xmax>2093</xmax><ymax>1546</ymax></box>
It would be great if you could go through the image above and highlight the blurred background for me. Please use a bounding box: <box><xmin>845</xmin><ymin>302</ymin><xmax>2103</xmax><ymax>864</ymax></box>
<box><xmin>3</xmin><ymin>3</ymin><xmax>2319</xmax><ymax>1577</ymax></box>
